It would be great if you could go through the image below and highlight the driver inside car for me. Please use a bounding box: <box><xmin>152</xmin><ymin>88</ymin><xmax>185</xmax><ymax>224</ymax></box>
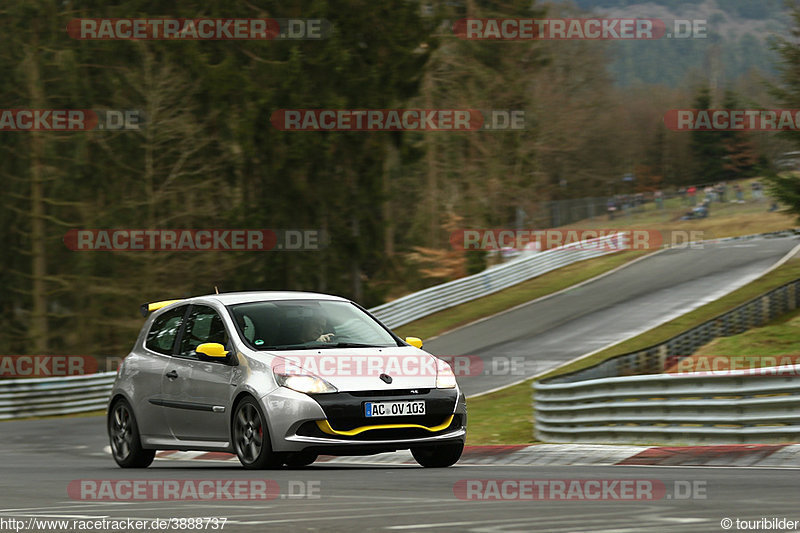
<box><xmin>303</xmin><ymin>312</ymin><xmax>335</xmax><ymax>343</ymax></box>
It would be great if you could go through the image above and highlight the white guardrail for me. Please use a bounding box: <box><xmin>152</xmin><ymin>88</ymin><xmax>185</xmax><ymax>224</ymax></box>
<box><xmin>0</xmin><ymin>372</ymin><xmax>116</xmax><ymax>421</ymax></box>
<box><xmin>533</xmin><ymin>366</ymin><xmax>800</xmax><ymax>444</ymax></box>
<box><xmin>0</xmin><ymin>232</ymin><xmax>627</xmax><ymax>420</ymax></box>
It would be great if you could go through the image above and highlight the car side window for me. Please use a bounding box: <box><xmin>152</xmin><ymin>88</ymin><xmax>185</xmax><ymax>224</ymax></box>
<box><xmin>178</xmin><ymin>305</ymin><xmax>230</xmax><ymax>360</ymax></box>
<box><xmin>145</xmin><ymin>306</ymin><xmax>187</xmax><ymax>355</ymax></box>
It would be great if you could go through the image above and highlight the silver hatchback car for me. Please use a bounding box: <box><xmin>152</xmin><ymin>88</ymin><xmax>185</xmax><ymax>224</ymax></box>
<box><xmin>108</xmin><ymin>291</ymin><xmax>467</xmax><ymax>469</ymax></box>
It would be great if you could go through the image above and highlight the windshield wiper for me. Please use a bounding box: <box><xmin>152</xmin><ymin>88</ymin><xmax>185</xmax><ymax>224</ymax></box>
<box><xmin>255</xmin><ymin>342</ymin><xmax>392</xmax><ymax>350</ymax></box>
<box><xmin>317</xmin><ymin>342</ymin><xmax>392</xmax><ymax>349</ymax></box>
<box><xmin>254</xmin><ymin>343</ymin><xmax>309</xmax><ymax>351</ymax></box>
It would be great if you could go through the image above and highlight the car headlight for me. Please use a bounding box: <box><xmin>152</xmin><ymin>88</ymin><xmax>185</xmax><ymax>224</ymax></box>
<box><xmin>275</xmin><ymin>372</ymin><xmax>338</xmax><ymax>394</ymax></box>
<box><xmin>435</xmin><ymin>359</ymin><xmax>457</xmax><ymax>389</ymax></box>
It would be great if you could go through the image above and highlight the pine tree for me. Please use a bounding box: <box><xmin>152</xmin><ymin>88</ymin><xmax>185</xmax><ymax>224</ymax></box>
<box><xmin>766</xmin><ymin>0</ymin><xmax>800</xmax><ymax>218</ymax></box>
<box><xmin>689</xmin><ymin>86</ymin><xmax>726</xmax><ymax>184</ymax></box>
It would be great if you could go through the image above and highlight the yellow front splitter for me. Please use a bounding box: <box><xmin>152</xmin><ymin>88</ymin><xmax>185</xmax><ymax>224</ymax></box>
<box><xmin>316</xmin><ymin>415</ymin><xmax>455</xmax><ymax>437</ymax></box>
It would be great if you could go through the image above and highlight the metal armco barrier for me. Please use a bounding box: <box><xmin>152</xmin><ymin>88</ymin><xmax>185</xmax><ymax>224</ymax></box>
<box><xmin>534</xmin><ymin>367</ymin><xmax>800</xmax><ymax>444</ymax></box>
<box><xmin>370</xmin><ymin>232</ymin><xmax>626</xmax><ymax>329</ymax></box>
<box><xmin>0</xmin><ymin>372</ymin><xmax>116</xmax><ymax>420</ymax></box>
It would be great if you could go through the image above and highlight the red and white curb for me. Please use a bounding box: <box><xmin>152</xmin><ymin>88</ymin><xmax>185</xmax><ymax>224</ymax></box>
<box><xmin>105</xmin><ymin>443</ymin><xmax>800</xmax><ymax>467</ymax></box>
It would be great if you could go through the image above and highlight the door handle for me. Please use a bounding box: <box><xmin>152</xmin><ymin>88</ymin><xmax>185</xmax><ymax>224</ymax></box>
<box><xmin>165</xmin><ymin>370</ymin><xmax>178</xmax><ymax>379</ymax></box>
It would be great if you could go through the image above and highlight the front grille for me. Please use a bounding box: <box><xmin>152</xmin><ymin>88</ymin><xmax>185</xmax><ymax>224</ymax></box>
<box><xmin>348</xmin><ymin>389</ymin><xmax>431</xmax><ymax>397</ymax></box>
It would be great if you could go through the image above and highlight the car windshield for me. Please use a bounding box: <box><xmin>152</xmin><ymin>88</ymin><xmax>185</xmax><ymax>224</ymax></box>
<box><xmin>228</xmin><ymin>300</ymin><xmax>400</xmax><ymax>350</ymax></box>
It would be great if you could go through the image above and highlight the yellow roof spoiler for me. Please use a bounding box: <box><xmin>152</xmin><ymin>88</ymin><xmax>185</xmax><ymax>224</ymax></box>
<box><xmin>140</xmin><ymin>299</ymin><xmax>183</xmax><ymax>317</ymax></box>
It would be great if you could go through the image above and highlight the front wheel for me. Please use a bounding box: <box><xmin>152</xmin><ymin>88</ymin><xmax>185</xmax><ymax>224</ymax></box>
<box><xmin>411</xmin><ymin>442</ymin><xmax>464</xmax><ymax>468</ymax></box>
<box><xmin>108</xmin><ymin>399</ymin><xmax>155</xmax><ymax>468</ymax></box>
<box><xmin>232</xmin><ymin>397</ymin><xmax>282</xmax><ymax>469</ymax></box>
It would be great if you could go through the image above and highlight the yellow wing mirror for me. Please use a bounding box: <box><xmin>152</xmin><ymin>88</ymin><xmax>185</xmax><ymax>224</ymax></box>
<box><xmin>196</xmin><ymin>343</ymin><xmax>229</xmax><ymax>358</ymax></box>
<box><xmin>405</xmin><ymin>337</ymin><xmax>423</xmax><ymax>349</ymax></box>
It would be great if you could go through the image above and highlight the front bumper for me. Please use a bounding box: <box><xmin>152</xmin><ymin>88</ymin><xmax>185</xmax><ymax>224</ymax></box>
<box><xmin>262</xmin><ymin>386</ymin><xmax>467</xmax><ymax>454</ymax></box>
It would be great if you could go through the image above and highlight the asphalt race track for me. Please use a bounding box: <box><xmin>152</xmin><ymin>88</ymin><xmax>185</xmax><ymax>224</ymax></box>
<box><xmin>427</xmin><ymin>235</ymin><xmax>800</xmax><ymax>396</ymax></box>
<box><xmin>2</xmin><ymin>235</ymin><xmax>799</xmax><ymax>532</ymax></box>
<box><xmin>2</xmin><ymin>416</ymin><xmax>800</xmax><ymax>532</ymax></box>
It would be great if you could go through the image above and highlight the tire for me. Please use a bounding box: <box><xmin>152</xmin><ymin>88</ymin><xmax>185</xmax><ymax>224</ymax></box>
<box><xmin>108</xmin><ymin>399</ymin><xmax>155</xmax><ymax>468</ymax></box>
<box><xmin>284</xmin><ymin>452</ymin><xmax>318</xmax><ymax>468</ymax></box>
<box><xmin>232</xmin><ymin>396</ymin><xmax>282</xmax><ymax>469</ymax></box>
<box><xmin>411</xmin><ymin>442</ymin><xmax>464</xmax><ymax>468</ymax></box>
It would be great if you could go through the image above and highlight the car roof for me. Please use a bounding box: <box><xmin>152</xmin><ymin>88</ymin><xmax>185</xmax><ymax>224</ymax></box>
<box><xmin>197</xmin><ymin>291</ymin><xmax>350</xmax><ymax>306</ymax></box>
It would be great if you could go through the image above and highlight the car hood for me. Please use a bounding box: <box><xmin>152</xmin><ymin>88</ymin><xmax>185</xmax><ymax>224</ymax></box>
<box><xmin>259</xmin><ymin>346</ymin><xmax>445</xmax><ymax>392</ymax></box>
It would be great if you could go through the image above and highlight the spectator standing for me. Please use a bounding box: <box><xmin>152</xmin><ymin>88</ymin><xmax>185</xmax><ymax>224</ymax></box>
<box><xmin>607</xmin><ymin>197</ymin><xmax>617</xmax><ymax>220</ymax></box>
<box><xmin>687</xmin><ymin>185</ymin><xmax>697</xmax><ymax>206</ymax></box>
<box><xmin>752</xmin><ymin>181</ymin><xmax>763</xmax><ymax>201</ymax></box>
<box><xmin>654</xmin><ymin>190</ymin><xmax>664</xmax><ymax>210</ymax></box>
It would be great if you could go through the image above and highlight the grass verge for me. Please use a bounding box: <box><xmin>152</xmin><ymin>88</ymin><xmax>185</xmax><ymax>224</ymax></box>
<box><xmin>670</xmin><ymin>307</ymin><xmax>800</xmax><ymax>371</ymax></box>
<box><xmin>559</xmin><ymin>182</ymin><xmax>793</xmax><ymax>238</ymax></box>
<box><xmin>465</xmin><ymin>380</ymin><xmax>536</xmax><ymax>445</ymax></box>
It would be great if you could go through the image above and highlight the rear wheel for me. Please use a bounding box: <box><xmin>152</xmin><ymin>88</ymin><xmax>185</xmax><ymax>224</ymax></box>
<box><xmin>108</xmin><ymin>399</ymin><xmax>155</xmax><ymax>468</ymax></box>
<box><xmin>233</xmin><ymin>397</ymin><xmax>282</xmax><ymax>469</ymax></box>
<box><xmin>284</xmin><ymin>451</ymin><xmax>318</xmax><ymax>468</ymax></box>
<box><xmin>411</xmin><ymin>442</ymin><xmax>464</xmax><ymax>468</ymax></box>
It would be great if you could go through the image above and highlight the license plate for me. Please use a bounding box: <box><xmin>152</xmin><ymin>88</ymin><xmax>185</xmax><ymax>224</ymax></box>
<box><xmin>365</xmin><ymin>400</ymin><xmax>425</xmax><ymax>417</ymax></box>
